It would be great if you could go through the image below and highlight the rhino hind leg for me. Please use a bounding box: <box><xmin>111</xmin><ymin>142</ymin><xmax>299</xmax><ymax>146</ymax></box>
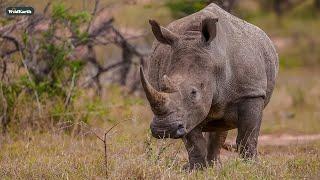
<box><xmin>182</xmin><ymin>127</ymin><xmax>207</xmax><ymax>170</ymax></box>
<box><xmin>206</xmin><ymin>131</ymin><xmax>228</xmax><ymax>165</ymax></box>
<box><xmin>236</xmin><ymin>97</ymin><xmax>264</xmax><ymax>159</ymax></box>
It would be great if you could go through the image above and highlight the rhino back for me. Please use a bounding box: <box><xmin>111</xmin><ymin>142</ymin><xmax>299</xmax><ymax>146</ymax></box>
<box><xmin>204</xmin><ymin>4</ymin><xmax>279</xmax><ymax>106</ymax></box>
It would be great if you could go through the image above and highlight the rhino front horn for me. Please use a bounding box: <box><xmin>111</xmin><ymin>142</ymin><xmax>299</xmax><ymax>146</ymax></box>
<box><xmin>140</xmin><ymin>66</ymin><xmax>168</xmax><ymax>115</ymax></box>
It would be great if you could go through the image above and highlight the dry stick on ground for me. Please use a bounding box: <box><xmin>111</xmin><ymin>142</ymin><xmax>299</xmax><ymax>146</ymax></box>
<box><xmin>81</xmin><ymin>119</ymin><xmax>129</xmax><ymax>178</ymax></box>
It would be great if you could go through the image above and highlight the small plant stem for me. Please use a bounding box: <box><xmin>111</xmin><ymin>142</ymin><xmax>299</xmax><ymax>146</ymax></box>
<box><xmin>64</xmin><ymin>70</ymin><xmax>77</xmax><ymax>109</ymax></box>
<box><xmin>18</xmin><ymin>51</ymin><xmax>42</xmax><ymax>118</ymax></box>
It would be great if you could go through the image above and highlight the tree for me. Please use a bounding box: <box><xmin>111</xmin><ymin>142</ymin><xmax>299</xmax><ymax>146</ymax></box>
<box><xmin>0</xmin><ymin>1</ymin><xmax>147</xmax><ymax>133</ymax></box>
<box><xmin>315</xmin><ymin>0</ymin><xmax>320</xmax><ymax>9</ymax></box>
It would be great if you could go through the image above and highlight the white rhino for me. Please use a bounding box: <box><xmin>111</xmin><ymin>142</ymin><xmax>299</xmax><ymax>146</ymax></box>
<box><xmin>140</xmin><ymin>3</ymin><xmax>279</xmax><ymax>169</ymax></box>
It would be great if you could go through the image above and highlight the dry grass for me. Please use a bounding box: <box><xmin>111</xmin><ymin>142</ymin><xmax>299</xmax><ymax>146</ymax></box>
<box><xmin>262</xmin><ymin>68</ymin><xmax>320</xmax><ymax>134</ymax></box>
<box><xmin>0</xmin><ymin>129</ymin><xmax>319</xmax><ymax>179</ymax></box>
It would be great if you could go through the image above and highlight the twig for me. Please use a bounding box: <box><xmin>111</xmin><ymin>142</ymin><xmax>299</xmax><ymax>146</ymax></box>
<box><xmin>64</xmin><ymin>70</ymin><xmax>77</xmax><ymax>109</ymax></box>
<box><xmin>0</xmin><ymin>17</ymin><xmax>28</xmax><ymax>35</ymax></box>
<box><xmin>81</xmin><ymin>119</ymin><xmax>129</xmax><ymax>178</ymax></box>
<box><xmin>86</xmin><ymin>0</ymin><xmax>100</xmax><ymax>32</ymax></box>
<box><xmin>0</xmin><ymin>83</ymin><xmax>8</xmax><ymax>134</ymax></box>
<box><xmin>43</xmin><ymin>2</ymin><xmax>51</xmax><ymax>14</ymax></box>
<box><xmin>101</xmin><ymin>120</ymin><xmax>128</xmax><ymax>177</ymax></box>
<box><xmin>0</xmin><ymin>59</ymin><xmax>7</xmax><ymax>80</ymax></box>
<box><xmin>18</xmin><ymin>50</ymin><xmax>42</xmax><ymax>118</ymax></box>
<box><xmin>0</xmin><ymin>35</ymin><xmax>24</xmax><ymax>58</ymax></box>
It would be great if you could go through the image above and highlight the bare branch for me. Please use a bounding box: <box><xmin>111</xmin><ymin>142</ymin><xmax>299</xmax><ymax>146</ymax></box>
<box><xmin>0</xmin><ymin>17</ymin><xmax>28</xmax><ymax>35</ymax></box>
<box><xmin>0</xmin><ymin>59</ymin><xmax>7</xmax><ymax>80</ymax></box>
<box><xmin>86</xmin><ymin>0</ymin><xmax>100</xmax><ymax>32</ymax></box>
<box><xmin>43</xmin><ymin>2</ymin><xmax>51</xmax><ymax>14</ymax></box>
<box><xmin>0</xmin><ymin>35</ymin><xmax>24</xmax><ymax>58</ymax></box>
<box><xmin>64</xmin><ymin>70</ymin><xmax>77</xmax><ymax>109</ymax></box>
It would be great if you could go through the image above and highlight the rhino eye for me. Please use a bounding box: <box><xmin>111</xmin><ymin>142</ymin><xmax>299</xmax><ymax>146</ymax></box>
<box><xmin>191</xmin><ymin>89</ymin><xmax>197</xmax><ymax>95</ymax></box>
<box><xmin>190</xmin><ymin>88</ymin><xmax>198</xmax><ymax>99</ymax></box>
<box><xmin>189</xmin><ymin>87</ymin><xmax>201</xmax><ymax>101</ymax></box>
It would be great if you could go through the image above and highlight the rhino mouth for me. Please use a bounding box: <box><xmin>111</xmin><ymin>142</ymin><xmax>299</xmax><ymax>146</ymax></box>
<box><xmin>150</xmin><ymin>119</ymin><xmax>187</xmax><ymax>139</ymax></box>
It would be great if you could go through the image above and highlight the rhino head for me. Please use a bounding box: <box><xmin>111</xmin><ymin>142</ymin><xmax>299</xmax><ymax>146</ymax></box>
<box><xmin>141</xmin><ymin>18</ymin><xmax>219</xmax><ymax>139</ymax></box>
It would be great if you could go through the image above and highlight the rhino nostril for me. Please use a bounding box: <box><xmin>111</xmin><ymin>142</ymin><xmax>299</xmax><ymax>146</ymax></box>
<box><xmin>175</xmin><ymin>123</ymin><xmax>186</xmax><ymax>138</ymax></box>
<box><xmin>175</xmin><ymin>128</ymin><xmax>186</xmax><ymax>138</ymax></box>
<box><xmin>177</xmin><ymin>124</ymin><xmax>184</xmax><ymax>129</ymax></box>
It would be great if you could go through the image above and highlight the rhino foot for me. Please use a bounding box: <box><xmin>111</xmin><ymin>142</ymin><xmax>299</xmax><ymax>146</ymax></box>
<box><xmin>182</xmin><ymin>162</ymin><xmax>206</xmax><ymax>172</ymax></box>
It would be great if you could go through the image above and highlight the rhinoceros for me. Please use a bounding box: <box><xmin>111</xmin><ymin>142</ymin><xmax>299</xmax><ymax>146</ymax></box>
<box><xmin>140</xmin><ymin>3</ymin><xmax>279</xmax><ymax>169</ymax></box>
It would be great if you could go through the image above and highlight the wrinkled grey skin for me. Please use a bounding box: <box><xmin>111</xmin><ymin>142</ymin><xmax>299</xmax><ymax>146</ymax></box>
<box><xmin>140</xmin><ymin>3</ymin><xmax>279</xmax><ymax>170</ymax></box>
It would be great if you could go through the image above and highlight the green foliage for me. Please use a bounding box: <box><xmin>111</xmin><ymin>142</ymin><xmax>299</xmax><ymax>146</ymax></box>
<box><xmin>22</xmin><ymin>32</ymin><xmax>28</xmax><ymax>46</ymax></box>
<box><xmin>68</xmin><ymin>11</ymin><xmax>91</xmax><ymax>24</ymax></box>
<box><xmin>44</xmin><ymin>44</ymin><xmax>68</xmax><ymax>71</ymax></box>
<box><xmin>76</xmin><ymin>31</ymin><xmax>89</xmax><ymax>44</ymax></box>
<box><xmin>0</xmin><ymin>83</ymin><xmax>22</xmax><ymax>110</ymax></box>
<box><xmin>85</xmin><ymin>98</ymin><xmax>110</xmax><ymax>119</ymax></box>
<box><xmin>166</xmin><ymin>0</ymin><xmax>207</xmax><ymax>18</ymax></box>
<box><xmin>1</xmin><ymin>2</ymin><xmax>90</xmax><ymax>132</ymax></box>
<box><xmin>52</xmin><ymin>3</ymin><xmax>68</xmax><ymax>20</ymax></box>
<box><xmin>51</xmin><ymin>3</ymin><xmax>91</xmax><ymax>36</ymax></box>
<box><xmin>31</xmin><ymin>3</ymin><xmax>87</xmax><ymax>99</ymax></box>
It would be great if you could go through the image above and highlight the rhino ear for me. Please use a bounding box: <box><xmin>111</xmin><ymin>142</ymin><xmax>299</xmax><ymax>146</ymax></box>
<box><xmin>201</xmin><ymin>17</ymin><xmax>218</xmax><ymax>45</ymax></box>
<box><xmin>149</xmin><ymin>19</ymin><xmax>178</xmax><ymax>45</ymax></box>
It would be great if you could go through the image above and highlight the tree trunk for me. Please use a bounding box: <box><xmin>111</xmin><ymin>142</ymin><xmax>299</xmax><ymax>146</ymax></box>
<box><xmin>315</xmin><ymin>0</ymin><xmax>320</xmax><ymax>9</ymax></box>
<box><xmin>274</xmin><ymin>0</ymin><xmax>283</xmax><ymax>16</ymax></box>
<box><xmin>119</xmin><ymin>42</ymin><xmax>133</xmax><ymax>86</ymax></box>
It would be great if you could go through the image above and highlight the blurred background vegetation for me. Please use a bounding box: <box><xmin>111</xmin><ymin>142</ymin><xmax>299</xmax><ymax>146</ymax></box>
<box><xmin>0</xmin><ymin>0</ymin><xmax>320</xmax><ymax>178</ymax></box>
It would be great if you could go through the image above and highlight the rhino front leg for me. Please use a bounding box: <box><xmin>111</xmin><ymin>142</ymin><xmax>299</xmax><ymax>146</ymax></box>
<box><xmin>236</xmin><ymin>97</ymin><xmax>264</xmax><ymax>159</ymax></box>
<box><xmin>206</xmin><ymin>131</ymin><xmax>228</xmax><ymax>165</ymax></box>
<box><xmin>182</xmin><ymin>127</ymin><xmax>207</xmax><ymax>170</ymax></box>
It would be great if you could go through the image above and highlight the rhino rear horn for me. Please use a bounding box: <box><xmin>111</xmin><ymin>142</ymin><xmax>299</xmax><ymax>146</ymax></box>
<box><xmin>140</xmin><ymin>66</ymin><xmax>168</xmax><ymax>114</ymax></box>
<box><xmin>201</xmin><ymin>17</ymin><xmax>218</xmax><ymax>44</ymax></box>
<box><xmin>149</xmin><ymin>19</ymin><xmax>178</xmax><ymax>45</ymax></box>
<box><xmin>163</xmin><ymin>75</ymin><xmax>178</xmax><ymax>92</ymax></box>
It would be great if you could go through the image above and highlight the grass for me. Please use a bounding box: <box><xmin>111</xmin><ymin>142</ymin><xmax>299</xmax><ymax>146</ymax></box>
<box><xmin>1</xmin><ymin>130</ymin><xmax>319</xmax><ymax>179</ymax></box>
<box><xmin>262</xmin><ymin>68</ymin><xmax>320</xmax><ymax>134</ymax></box>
